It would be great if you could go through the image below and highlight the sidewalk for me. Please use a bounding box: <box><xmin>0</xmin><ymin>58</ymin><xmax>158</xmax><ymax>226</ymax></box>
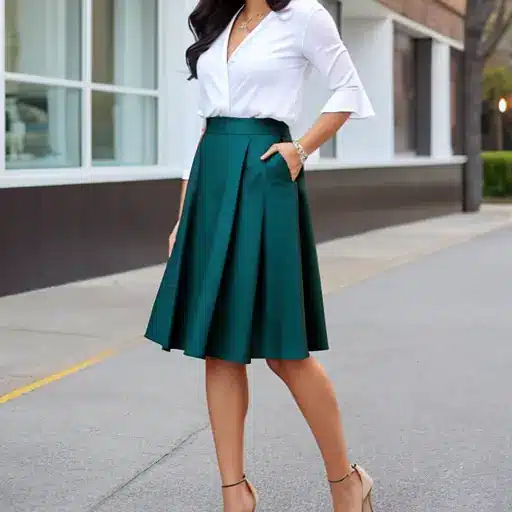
<box><xmin>1</xmin><ymin>204</ymin><xmax>511</xmax><ymax>397</ymax></box>
<box><xmin>1</xmin><ymin>205</ymin><xmax>512</xmax><ymax>512</ymax></box>
<box><xmin>317</xmin><ymin>203</ymin><xmax>512</xmax><ymax>293</ymax></box>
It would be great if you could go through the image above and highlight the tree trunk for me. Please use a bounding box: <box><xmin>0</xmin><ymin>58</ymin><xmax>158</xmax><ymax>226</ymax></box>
<box><xmin>463</xmin><ymin>0</ymin><xmax>496</xmax><ymax>212</ymax></box>
<box><xmin>464</xmin><ymin>33</ymin><xmax>486</xmax><ymax>211</ymax></box>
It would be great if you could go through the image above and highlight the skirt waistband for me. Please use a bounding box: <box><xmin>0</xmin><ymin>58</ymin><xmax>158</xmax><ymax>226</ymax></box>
<box><xmin>205</xmin><ymin>117</ymin><xmax>290</xmax><ymax>137</ymax></box>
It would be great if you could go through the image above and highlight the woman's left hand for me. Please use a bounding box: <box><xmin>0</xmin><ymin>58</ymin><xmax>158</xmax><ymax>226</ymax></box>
<box><xmin>260</xmin><ymin>142</ymin><xmax>302</xmax><ymax>181</ymax></box>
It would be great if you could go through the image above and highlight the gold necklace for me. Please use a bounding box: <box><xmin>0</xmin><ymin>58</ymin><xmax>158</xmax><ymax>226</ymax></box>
<box><xmin>238</xmin><ymin>11</ymin><xmax>267</xmax><ymax>33</ymax></box>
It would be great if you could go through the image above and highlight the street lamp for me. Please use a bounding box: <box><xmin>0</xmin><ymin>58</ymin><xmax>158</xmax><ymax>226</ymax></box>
<box><xmin>497</xmin><ymin>97</ymin><xmax>508</xmax><ymax>150</ymax></box>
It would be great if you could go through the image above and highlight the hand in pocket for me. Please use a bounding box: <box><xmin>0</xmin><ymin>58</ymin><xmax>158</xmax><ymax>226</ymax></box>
<box><xmin>260</xmin><ymin>142</ymin><xmax>302</xmax><ymax>181</ymax></box>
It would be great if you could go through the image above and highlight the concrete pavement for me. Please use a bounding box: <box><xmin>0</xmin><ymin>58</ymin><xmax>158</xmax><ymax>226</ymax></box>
<box><xmin>1</xmin><ymin>205</ymin><xmax>512</xmax><ymax>511</ymax></box>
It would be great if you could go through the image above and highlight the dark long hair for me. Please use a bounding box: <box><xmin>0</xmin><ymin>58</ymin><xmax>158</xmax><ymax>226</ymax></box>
<box><xmin>186</xmin><ymin>0</ymin><xmax>292</xmax><ymax>79</ymax></box>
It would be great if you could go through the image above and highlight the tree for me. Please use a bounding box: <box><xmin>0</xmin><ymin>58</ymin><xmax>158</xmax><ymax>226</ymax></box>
<box><xmin>464</xmin><ymin>0</ymin><xmax>512</xmax><ymax>211</ymax></box>
<box><xmin>483</xmin><ymin>66</ymin><xmax>512</xmax><ymax>149</ymax></box>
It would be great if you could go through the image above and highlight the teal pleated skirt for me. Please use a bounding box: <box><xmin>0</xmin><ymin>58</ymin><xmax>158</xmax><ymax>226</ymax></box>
<box><xmin>144</xmin><ymin>117</ymin><xmax>329</xmax><ymax>364</ymax></box>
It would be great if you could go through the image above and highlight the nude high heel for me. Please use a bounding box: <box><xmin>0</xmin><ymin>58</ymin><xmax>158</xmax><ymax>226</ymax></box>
<box><xmin>222</xmin><ymin>474</ymin><xmax>259</xmax><ymax>511</ymax></box>
<box><xmin>329</xmin><ymin>463</ymin><xmax>374</xmax><ymax>511</ymax></box>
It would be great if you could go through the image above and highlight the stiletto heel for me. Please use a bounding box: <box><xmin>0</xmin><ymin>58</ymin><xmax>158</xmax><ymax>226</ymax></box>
<box><xmin>363</xmin><ymin>490</ymin><xmax>374</xmax><ymax>512</ymax></box>
<box><xmin>246</xmin><ymin>480</ymin><xmax>259</xmax><ymax>510</ymax></box>
<box><xmin>328</xmin><ymin>463</ymin><xmax>374</xmax><ymax>511</ymax></box>
<box><xmin>222</xmin><ymin>474</ymin><xmax>259</xmax><ymax>511</ymax></box>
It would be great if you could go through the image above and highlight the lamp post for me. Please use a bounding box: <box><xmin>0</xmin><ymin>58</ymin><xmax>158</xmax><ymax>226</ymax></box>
<box><xmin>497</xmin><ymin>97</ymin><xmax>508</xmax><ymax>151</ymax></box>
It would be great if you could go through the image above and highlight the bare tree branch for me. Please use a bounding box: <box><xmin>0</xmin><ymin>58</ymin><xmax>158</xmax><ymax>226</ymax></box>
<box><xmin>483</xmin><ymin>0</ymin><xmax>512</xmax><ymax>59</ymax></box>
<box><xmin>497</xmin><ymin>0</ymin><xmax>507</xmax><ymax>21</ymax></box>
<box><xmin>465</xmin><ymin>0</ymin><xmax>495</xmax><ymax>32</ymax></box>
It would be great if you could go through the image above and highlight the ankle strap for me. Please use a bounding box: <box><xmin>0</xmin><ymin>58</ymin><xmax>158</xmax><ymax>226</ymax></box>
<box><xmin>328</xmin><ymin>464</ymin><xmax>356</xmax><ymax>484</ymax></box>
<box><xmin>222</xmin><ymin>475</ymin><xmax>247</xmax><ymax>489</ymax></box>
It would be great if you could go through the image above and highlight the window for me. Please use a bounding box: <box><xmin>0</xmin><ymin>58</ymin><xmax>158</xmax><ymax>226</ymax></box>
<box><xmin>319</xmin><ymin>0</ymin><xmax>342</xmax><ymax>159</ymax></box>
<box><xmin>5</xmin><ymin>82</ymin><xmax>81</xmax><ymax>168</ymax></box>
<box><xmin>393</xmin><ymin>29</ymin><xmax>417</xmax><ymax>154</ymax></box>
<box><xmin>4</xmin><ymin>0</ymin><xmax>158</xmax><ymax>170</ymax></box>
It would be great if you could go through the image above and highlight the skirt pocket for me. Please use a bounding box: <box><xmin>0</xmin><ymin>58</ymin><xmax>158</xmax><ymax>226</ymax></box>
<box><xmin>265</xmin><ymin>152</ymin><xmax>295</xmax><ymax>184</ymax></box>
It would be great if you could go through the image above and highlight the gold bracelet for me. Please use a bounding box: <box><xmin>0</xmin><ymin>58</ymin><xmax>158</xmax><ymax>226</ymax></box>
<box><xmin>293</xmin><ymin>140</ymin><xmax>308</xmax><ymax>164</ymax></box>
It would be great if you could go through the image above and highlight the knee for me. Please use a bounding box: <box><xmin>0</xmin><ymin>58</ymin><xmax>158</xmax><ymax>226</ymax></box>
<box><xmin>205</xmin><ymin>356</ymin><xmax>245</xmax><ymax>373</ymax></box>
<box><xmin>266</xmin><ymin>358</ymin><xmax>285</xmax><ymax>376</ymax></box>
<box><xmin>266</xmin><ymin>358</ymin><xmax>309</xmax><ymax>379</ymax></box>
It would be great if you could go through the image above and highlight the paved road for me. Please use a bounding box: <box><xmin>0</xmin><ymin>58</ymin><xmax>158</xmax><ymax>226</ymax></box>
<box><xmin>1</xmin><ymin>222</ymin><xmax>512</xmax><ymax>511</ymax></box>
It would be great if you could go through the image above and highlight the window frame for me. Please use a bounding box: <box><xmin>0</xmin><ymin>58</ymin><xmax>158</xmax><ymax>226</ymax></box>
<box><xmin>0</xmin><ymin>0</ymin><xmax>163</xmax><ymax>183</ymax></box>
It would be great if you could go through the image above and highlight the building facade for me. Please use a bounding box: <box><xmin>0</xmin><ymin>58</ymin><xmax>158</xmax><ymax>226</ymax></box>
<box><xmin>0</xmin><ymin>0</ymin><xmax>466</xmax><ymax>296</ymax></box>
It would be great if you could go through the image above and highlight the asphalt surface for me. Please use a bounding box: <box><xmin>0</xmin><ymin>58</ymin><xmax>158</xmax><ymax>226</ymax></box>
<box><xmin>1</xmin><ymin>226</ymin><xmax>512</xmax><ymax>511</ymax></box>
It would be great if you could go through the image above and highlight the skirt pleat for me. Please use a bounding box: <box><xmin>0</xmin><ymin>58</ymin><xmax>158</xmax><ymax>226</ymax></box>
<box><xmin>145</xmin><ymin>117</ymin><xmax>329</xmax><ymax>364</ymax></box>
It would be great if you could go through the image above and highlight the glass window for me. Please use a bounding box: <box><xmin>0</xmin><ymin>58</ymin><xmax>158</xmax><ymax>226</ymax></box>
<box><xmin>394</xmin><ymin>29</ymin><xmax>417</xmax><ymax>154</ymax></box>
<box><xmin>92</xmin><ymin>0</ymin><xmax>158</xmax><ymax>89</ymax></box>
<box><xmin>5</xmin><ymin>0</ymin><xmax>158</xmax><ymax>169</ymax></box>
<box><xmin>4</xmin><ymin>0</ymin><xmax>159</xmax><ymax>171</ymax></box>
<box><xmin>92</xmin><ymin>92</ymin><xmax>157</xmax><ymax>166</ymax></box>
<box><xmin>5</xmin><ymin>0</ymin><xmax>81</xmax><ymax>81</ymax></box>
<box><xmin>5</xmin><ymin>82</ymin><xmax>81</xmax><ymax>169</ymax></box>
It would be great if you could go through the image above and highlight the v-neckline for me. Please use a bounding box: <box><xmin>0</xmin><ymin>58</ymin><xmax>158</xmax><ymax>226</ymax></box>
<box><xmin>225</xmin><ymin>7</ymin><xmax>274</xmax><ymax>64</ymax></box>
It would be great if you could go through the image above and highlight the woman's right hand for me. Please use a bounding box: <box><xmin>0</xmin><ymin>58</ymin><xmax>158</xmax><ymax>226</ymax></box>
<box><xmin>168</xmin><ymin>221</ymin><xmax>180</xmax><ymax>256</ymax></box>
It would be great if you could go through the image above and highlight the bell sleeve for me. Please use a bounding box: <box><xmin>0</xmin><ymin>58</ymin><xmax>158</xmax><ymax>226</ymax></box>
<box><xmin>302</xmin><ymin>6</ymin><xmax>375</xmax><ymax>119</ymax></box>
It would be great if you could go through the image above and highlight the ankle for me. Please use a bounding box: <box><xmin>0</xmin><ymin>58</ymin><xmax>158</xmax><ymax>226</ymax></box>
<box><xmin>222</xmin><ymin>483</ymin><xmax>254</xmax><ymax>512</ymax></box>
<box><xmin>328</xmin><ymin>463</ymin><xmax>355</xmax><ymax>485</ymax></box>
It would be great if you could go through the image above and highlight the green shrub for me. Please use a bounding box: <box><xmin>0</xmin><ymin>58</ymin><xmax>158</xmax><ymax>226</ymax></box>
<box><xmin>482</xmin><ymin>151</ymin><xmax>512</xmax><ymax>197</ymax></box>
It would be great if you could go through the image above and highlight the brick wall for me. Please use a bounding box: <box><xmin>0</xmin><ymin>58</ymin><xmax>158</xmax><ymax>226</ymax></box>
<box><xmin>437</xmin><ymin>0</ymin><xmax>466</xmax><ymax>15</ymax></box>
<box><xmin>378</xmin><ymin>0</ymin><xmax>465</xmax><ymax>41</ymax></box>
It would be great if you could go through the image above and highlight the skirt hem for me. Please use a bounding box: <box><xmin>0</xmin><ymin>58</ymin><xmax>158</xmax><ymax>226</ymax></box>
<box><xmin>145</xmin><ymin>334</ymin><xmax>329</xmax><ymax>365</ymax></box>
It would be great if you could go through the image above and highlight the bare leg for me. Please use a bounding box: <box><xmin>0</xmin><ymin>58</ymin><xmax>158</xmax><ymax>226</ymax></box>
<box><xmin>267</xmin><ymin>357</ymin><xmax>362</xmax><ymax>512</ymax></box>
<box><xmin>205</xmin><ymin>357</ymin><xmax>256</xmax><ymax>512</ymax></box>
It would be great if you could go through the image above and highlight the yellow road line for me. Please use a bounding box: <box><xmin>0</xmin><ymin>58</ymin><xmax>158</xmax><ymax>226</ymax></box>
<box><xmin>0</xmin><ymin>348</ymin><xmax>118</xmax><ymax>405</ymax></box>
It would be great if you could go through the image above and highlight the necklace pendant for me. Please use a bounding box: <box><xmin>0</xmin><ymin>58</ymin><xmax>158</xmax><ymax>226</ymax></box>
<box><xmin>238</xmin><ymin>11</ymin><xmax>266</xmax><ymax>33</ymax></box>
<box><xmin>239</xmin><ymin>17</ymin><xmax>252</xmax><ymax>33</ymax></box>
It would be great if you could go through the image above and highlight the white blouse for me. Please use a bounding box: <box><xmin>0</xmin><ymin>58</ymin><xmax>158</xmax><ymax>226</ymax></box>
<box><xmin>183</xmin><ymin>0</ymin><xmax>374</xmax><ymax>179</ymax></box>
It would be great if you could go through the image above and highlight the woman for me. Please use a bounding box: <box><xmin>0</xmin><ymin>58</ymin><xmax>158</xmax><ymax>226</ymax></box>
<box><xmin>145</xmin><ymin>0</ymin><xmax>375</xmax><ymax>510</ymax></box>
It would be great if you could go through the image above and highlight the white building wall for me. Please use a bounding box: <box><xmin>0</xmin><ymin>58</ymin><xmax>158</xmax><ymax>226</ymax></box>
<box><xmin>431</xmin><ymin>40</ymin><xmax>452</xmax><ymax>157</ymax></box>
<box><xmin>162</xmin><ymin>0</ymin><xmax>202</xmax><ymax>176</ymax></box>
<box><xmin>338</xmin><ymin>17</ymin><xmax>394</xmax><ymax>162</ymax></box>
